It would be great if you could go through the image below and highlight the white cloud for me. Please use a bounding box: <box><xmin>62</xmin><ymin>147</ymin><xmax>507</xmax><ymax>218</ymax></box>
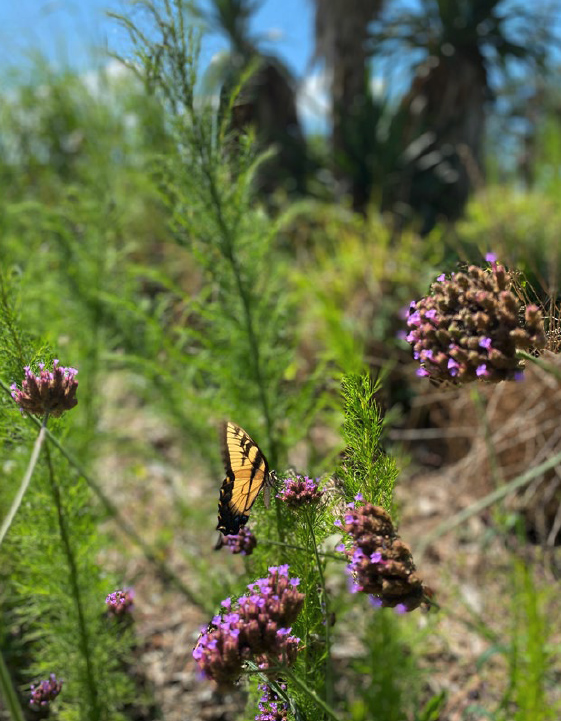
<box><xmin>81</xmin><ymin>58</ymin><xmax>135</xmax><ymax>96</ymax></box>
<box><xmin>297</xmin><ymin>74</ymin><xmax>329</xmax><ymax>132</ymax></box>
<box><xmin>297</xmin><ymin>74</ymin><xmax>385</xmax><ymax>133</ymax></box>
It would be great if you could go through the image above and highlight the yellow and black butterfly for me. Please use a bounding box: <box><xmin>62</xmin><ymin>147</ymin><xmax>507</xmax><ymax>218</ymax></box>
<box><xmin>216</xmin><ymin>421</ymin><xmax>275</xmax><ymax>536</ymax></box>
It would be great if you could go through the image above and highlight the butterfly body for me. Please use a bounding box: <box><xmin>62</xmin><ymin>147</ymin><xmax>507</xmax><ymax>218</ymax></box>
<box><xmin>217</xmin><ymin>421</ymin><xmax>273</xmax><ymax>535</ymax></box>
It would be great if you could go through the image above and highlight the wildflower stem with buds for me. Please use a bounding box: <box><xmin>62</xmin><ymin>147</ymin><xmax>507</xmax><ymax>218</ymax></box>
<box><xmin>0</xmin><ymin>411</ymin><xmax>49</xmax><ymax>548</ymax></box>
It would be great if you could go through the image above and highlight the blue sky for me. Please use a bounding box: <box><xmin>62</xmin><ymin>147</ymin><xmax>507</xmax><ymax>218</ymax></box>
<box><xmin>1</xmin><ymin>1</ymin><xmax>557</xmax><ymax>133</ymax></box>
<box><xmin>0</xmin><ymin>0</ymin><xmax>314</xmax><ymax>77</ymax></box>
<box><xmin>0</xmin><ymin>0</ymin><xmax>325</xmax><ymax>127</ymax></box>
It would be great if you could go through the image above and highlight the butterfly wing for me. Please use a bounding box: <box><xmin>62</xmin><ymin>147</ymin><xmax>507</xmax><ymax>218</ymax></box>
<box><xmin>216</xmin><ymin>421</ymin><xmax>270</xmax><ymax>535</ymax></box>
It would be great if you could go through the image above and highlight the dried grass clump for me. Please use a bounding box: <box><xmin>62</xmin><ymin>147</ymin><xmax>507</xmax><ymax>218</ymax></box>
<box><xmin>433</xmin><ymin>351</ymin><xmax>561</xmax><ymax>545</ymax></box>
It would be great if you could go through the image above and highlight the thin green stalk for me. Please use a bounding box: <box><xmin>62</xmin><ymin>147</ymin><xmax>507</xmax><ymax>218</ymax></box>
<box><xmin>304</xmin><ymin>506</ymin><xmax>333</xmax><ymax>709</ymax></box>
<box><xmin>417</xmin><ymin>446</ymin><xmax>561</xmax><ymax>559</ymax></box>
<box><xmin>45</xmin><ymin>444</ymin><xmax>101</xmax><ymax>721</ymax></box>
<box><xmin>201</xmin><ymin>159</ymin><xmax>283</xmax><ymax>542</ymax></box>
<box><xmin>41</xmin><ymin>423</ymin><xmax>204</xmax><ymax>608</ymax></box>
<box><xmin>0</xmin><ymin>411</ymin><xmax>49</xmax><ymax>548</ymax></box>
<box><xmin>283</xmin><ymin>667</ymin><xmax>342</xmax><ymax>721</ymax></box>
<box><xmin>260</xmin><ymin>538</ymin><xmax>344</xmax><ymax>561</ymax></box>
<box><xmin>517</xmin><ymin>349</ymin><xmax>561</xmax><ymax>382</ymax></box>
<box><xmin>0</xmin><ymin>650</ymin><xmax>26</xmax><ymax>721</ymax></box>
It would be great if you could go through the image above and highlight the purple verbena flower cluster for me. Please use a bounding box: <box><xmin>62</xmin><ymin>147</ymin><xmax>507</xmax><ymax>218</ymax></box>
<box><xmin>256</xmin><ymin>681</ymin><xmax>288</xmax><ymax>720</ymax></box>
<box><xmin>11</xmin><ymin>360</ymin><xmax>78</xmax><ymax>417</ymax></box>
<box><xmin>105</xmin><ymin>589</ymin><xmax>134</xmax><ymax>617</ymax></box>
<box><xmin>193</xmin><ymin>565</ymin><xmax>304</xmax><ymax>686</ymax></box>
<box><xmin>276</xmin><ymin>475</ymin><xmax>323</xmax><ymax>508</ymax></box>
<box><xmin>338</xmin><ymin>501</ymin><xmax>427</xmax><ymax>612</ymax></box>
<box><xmin>221</xmin><ymin>527</ymin><xmax>257</xmax><ymax>556</ymax></box>
<box><xmin>406</xmin><ymin>261</ymin><xmax>546</xmax><ymax>383</ymax></box>
<box><xmin>29</xmin><ymin>674</ymin><xmax>63</xmax><ymax>709</ymax></box>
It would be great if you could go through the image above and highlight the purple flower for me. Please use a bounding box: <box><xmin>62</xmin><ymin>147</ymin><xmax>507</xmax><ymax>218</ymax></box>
<box><xmin>256</xmin><ymin>682</ymin><xmax>288</xmax><ymax>721</ymax></box>
<box><xmin>354</xmin><ymin>493</ymin><xmax>364</xmax><ymax>502</ymax></box>
<box><xmin>485</xmin><ymin>252</ymin><xmax>497</xmax><ymax>263</ymax></box>
<box><xmin>29</xmin><ymin>674</ymin><xmax>63</xmax><ymax>709</ymax></box>
<box><xmin>407</xmin><ymin>311</ymin><xmax>422</xmax><ymax>327</ymax></box>
<box><xmin>405</xmin><ymin>263</ymin><xmax>546</xmax><ymax>384</ymax></box>
<box><xmin>476</xmin><ymin>364</ymin><xmax>488</xmax><ymax>377</ymax></box>
<box><xmin>219</xmin><ymin>527</ymin><xmax>257</xmax><ymax>556</ymax></box>
<box><xmin>436</xmin><ymin>273</ymin><xmax>446</xmax><ymax>282</ymax></box>
<box><xmin>11</xmin><ymin>360</ymin><xmax>78</xmax><ymax>417</ymax></box>
<box><xmin>193</xmin><ymin>567</ymin><xmax>304</xmax><ymax>685</ymax></box>
<box><xmin>341</xmin><ymin>503</ymin><xmax>427</xmax><ymax>612</ymax></box>
<box><xmin>105</xmin><ymin>589</ymin><xmax>134</xmax><ymax>618</ymax></box>
<box><xmin>276</xmin><ymin>476</ymin><xmax>323</xmax><ymax>508</ymax></box>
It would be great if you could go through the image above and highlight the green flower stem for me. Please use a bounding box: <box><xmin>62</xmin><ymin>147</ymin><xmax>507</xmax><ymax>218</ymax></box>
<box><xmin>517</xmin><ymin>350</ymin><xmax>561</xmax><ymax>381</ymax></box>
<box><xmin>417</xmin><ymin>447</ymin><xmax>561</xmax><ymax>559</ymax></box>
<box><xmin>0</xmin><ymin>411</ymin><xmax>49</xmax><ymax>549</ymax></box>
<box><xmin>283</xmin><ymin>667</ymin><xmax>342</xmax><ymax>721</ymax></box>
<box><xmin>41</xmin><ymin>422</ymin><xmax>205</xmax><ymax>609</ymax></box>
<box><xmin>304</xmin><ymin>506</ymin><xmax>333</xmax><ymax>709</ymax></box>
<box><xmin>0</xmin><ymin>650</ymin><xmax>25</xmax><ymax>721</ymax></box>
<box><xmin>45</xmin><ymin>444</ymin><xmax>101</xmax><ymax>721</ymax></box>
<box><xmin>260</xmin><ymin>538</ymin><xmax>345</xmax><ymax>561</ymax></box>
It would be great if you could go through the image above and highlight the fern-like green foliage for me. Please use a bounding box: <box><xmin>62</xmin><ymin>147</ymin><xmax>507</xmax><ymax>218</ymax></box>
<box><xmin>338</xmin><ymin>373</ymin><xmax>398</xmax><ymax>508</ymax></box>
<box><xmin>107</xmin><ymin>0</ymin><xmax>330</xmax><ymax>471</ymax></box>
<box><xmin>499</xmin><ymin>559</ymin><xmax>559</xmax><ymax>721</ymax></box>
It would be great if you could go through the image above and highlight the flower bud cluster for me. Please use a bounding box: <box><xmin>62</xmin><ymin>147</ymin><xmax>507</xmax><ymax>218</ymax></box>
<box><xmin>11</xmin><ymin>360</ymin><xmax>78</xmax><ymax>416</ymax></box>
<box><xmin>276</xmin><ymin>475</ymin><xmax>323</xmax><ymax>508</ymax></box>
<box><xmin>29</xmin><ymin>674</ymin><xmax>63</xmax><ymax>709</ymax></box>
<box><xmin>256</xmin><ymin>681</ymin><xmax>288</xmax><ymax>720</ymax></box>
<box><xmin>406</xmin><ymin>261</ymin><xmax>546</xmax><ymax>383</ymax></box>
<box><xmin>105</xmin><ymin>589</ymin><xmax>134</xmax><ymax>617</ymax></box>
<box><xmin>338</xmin><ymin>502</ymin><xmax>427</xmax><ymax>612</ymax></box>
<box><xmin>193</xmin><ymin>565</ymin><xmax>304</xmax><ymax>686</ymax></box>
<box><xmin>222</xmin><ymin>527</ymin><xmax>257</xmax><ymax>556</ymax></box>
